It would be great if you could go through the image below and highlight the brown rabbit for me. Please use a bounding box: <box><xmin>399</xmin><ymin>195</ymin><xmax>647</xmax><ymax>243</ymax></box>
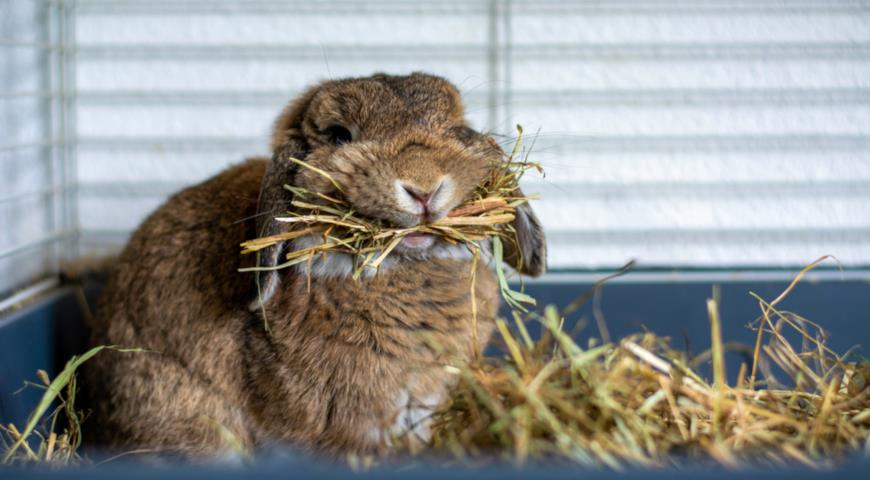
<box><xmin>84</xmin><ymin>72</ymin><xmax>547</xmax><ymax>460</ymax></box>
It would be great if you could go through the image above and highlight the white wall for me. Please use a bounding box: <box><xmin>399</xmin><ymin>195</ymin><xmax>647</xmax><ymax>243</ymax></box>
<box><xmin>3</xmin><ymin>0</ymin><xmax>870</xmax><ymax>295</ymax></box>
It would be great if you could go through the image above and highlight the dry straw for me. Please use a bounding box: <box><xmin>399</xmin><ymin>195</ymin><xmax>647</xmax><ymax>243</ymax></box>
<box><xmin>1</xmin><ymin>346</ymin><xmax>143</xmax><ymax>466</ymax></box>
<box><xmin>238</xmin><ymin>127</ymin><xmax>540</xmax><ymax>281</ymax></box>
<box><xmin>409</xmin><ymin>256</ymin><xmax>870</xmax><ymax>469</ymax></box>
<box><xmin>3</xmin><ymin>261</ymin><xmax>869</xmax><ymax>469</ymax></box>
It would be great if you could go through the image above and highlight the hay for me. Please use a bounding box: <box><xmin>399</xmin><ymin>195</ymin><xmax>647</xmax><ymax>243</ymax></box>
<box><xmin>3</xmin><ymin>261</ymin><xmax>869</xmax><ymax>469</ymax></box>
<box><xmin>1</xmin><ymin>345</ymin><xmax>143</xmax><ymax>466</ymax></box>
<box><xmin>239</xmin><ymin>127</ymin><xmax>540</xmax><ymax>280</ymax></box>
<box><xmin>407</xmin><ymin>257</ymin><xmax>870</xmax><ymax>469</ymax></box>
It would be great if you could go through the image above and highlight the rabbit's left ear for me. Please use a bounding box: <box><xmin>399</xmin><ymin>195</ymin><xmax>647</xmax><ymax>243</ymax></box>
<box><xmin>502</xmin><ymin>188</ymin><xmax>547</xmax><ymax>277</ymax></box>
<box><xmin>250</xmin><ymin>86</ymin><xmax>321</xmax><ymax>309</ymax></box>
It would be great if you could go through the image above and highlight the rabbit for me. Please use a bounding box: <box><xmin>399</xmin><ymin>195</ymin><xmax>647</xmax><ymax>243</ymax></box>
<box><xmin>83</xmin><ymin>72</ymin><xmax>547</xmax><ymax>460</ymax></box>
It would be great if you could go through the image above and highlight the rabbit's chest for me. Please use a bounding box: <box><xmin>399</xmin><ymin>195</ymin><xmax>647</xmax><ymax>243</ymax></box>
<box><xmin>323</xmin><ymin>261</ymin><xmax>498</xmax><ymax>348</ymax></box>
<box><xmin>268</xmin><ymin>259</ymin><xmax>498</xmax><ymax>361</ymax></box>
<box><xmin>259</xmin><ymin>261</ymin><xmax>499</xmax><ymax>449</ymax></box>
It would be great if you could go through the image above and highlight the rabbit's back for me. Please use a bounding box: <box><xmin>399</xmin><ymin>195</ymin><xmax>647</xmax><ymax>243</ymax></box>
<box><xmin>85</xmin><ymin>159</ymin><xmax>269</xmax><ymax>456</ymax></box>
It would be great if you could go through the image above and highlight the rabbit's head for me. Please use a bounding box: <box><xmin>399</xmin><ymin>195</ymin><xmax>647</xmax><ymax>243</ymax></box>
<box><xmin>254</xmin><ymin>73</ymin><xmax>546</xmax><ymax>299</ymax></box>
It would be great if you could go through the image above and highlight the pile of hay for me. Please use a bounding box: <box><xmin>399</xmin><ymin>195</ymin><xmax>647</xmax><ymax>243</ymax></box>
<box><xmin>2</xmin><ymin>262</ymin><xmax>869</xmax><ymax>469</ymax></box>
<box><xmin>410</xmin><ymin>259</ymin><xmax>870</xmax><ymax>469</ymax></box>
<box><xmin>239</xmin><ymin>128</ymin><xmax>540</xmax><ymax>279</ymax></box>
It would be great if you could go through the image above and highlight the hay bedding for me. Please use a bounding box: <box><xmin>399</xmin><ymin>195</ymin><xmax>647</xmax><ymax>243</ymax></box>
<box><xmin>414</xmin><ymin>258</ymin><xmax>870</xmax><ymax>469</ymax></box>
<box><xmin>3</xmin><ymin>130</ymin><xmax>869</xmax><ymax>469</ymax></box>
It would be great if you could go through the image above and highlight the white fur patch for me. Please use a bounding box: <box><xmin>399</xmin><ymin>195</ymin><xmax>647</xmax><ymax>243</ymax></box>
<box><xmin>367</xmin><ymin>386</ymin><xmax>443</xmax><ymax>447</ymax></box>
<box><xmin>429</xmin><ymin>175</ymin><xmax>454</xmax><ymax>214</ymax></box>
<box><xmin>429</xmin><ymin>242</ymin><xmax>476</xmax><ymax>262</ymax></box>
<box><xmin>391</xmin><ymin>388</ymin><xmax>443</xmax><ymax>443</ymax></box>
<box><xmin>291</xmin><ymin>234</ymin><xmax>394</xmax><ymax>280</ymax></box>
<box><xmin>394</xmin><ymin>175</ymin><xmax>453</xmax><ymax>218</ymax></box>
<box><xmin>290</xmin><ymin>233</ymin><xmax>476</xmax><ymax>281</ymax></box>
<box><xmin>365</xmin><ymin>425</ymin><xmax>383</xmax><ymax>445</ymax></box>
<box><xmin>394</xmin><ymin>180</ymin><xmax>424</xmax><ymax>215</ymax></box>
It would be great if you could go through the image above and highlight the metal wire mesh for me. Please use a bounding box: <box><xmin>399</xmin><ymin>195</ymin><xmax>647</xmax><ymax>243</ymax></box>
<box><xmin>67</xmin><ymin>0</ymin><xmax>870</xmax><ymax>271</ymax></box>
<box><xmin>2</xmin><ymin>0</ymin><xmax>870</xmax><ymax>307</ymax></box>
<box><xmin>70</xmin><ymin>0</ymin><xmax>513</xmax><ymax>250</ymax></box>
<box><xmin>0</xmin><ymin>0</ymin><xmax>77</xmax><ymax>305</ymax></box>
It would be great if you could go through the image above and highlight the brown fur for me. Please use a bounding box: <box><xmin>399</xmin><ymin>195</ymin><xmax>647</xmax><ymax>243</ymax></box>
<box><xmin>84</xmin><ymin>73</ymin><xmax>546</xmax><ymax>460</ymax></box>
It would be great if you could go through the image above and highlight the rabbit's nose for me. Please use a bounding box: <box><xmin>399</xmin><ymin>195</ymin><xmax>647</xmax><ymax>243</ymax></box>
<box><xmin>395</xmin><ymin>177</ymin><xmax>452</xmax><ymax>221</ymax></box>
<box><xmin>402</xmin><ymin>185</ymin><xmax>434</xmax><ymax>209</ymax></box>
<box><xmin>401</xmin><ymin>180</ymin><xmax>443</xmax><ymax>212</ymax></box>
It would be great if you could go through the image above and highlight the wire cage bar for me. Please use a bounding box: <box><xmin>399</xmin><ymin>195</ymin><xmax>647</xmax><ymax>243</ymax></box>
<box><xmin>0</xmin><ymin>0</ymin><xmax>78</xmax><ymax>305</ymax></box>
<box><xmin>2</xmin><ymin>0</ymin><xmax>870</xmax><ymax>308</ymax></box>
<box><xmin>0</xmin><ymin>0</ymin><xmax>511</xmax><ymax>307</ymax></box>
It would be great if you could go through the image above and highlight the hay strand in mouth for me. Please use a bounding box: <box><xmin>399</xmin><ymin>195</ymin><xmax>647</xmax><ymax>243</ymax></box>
<box><xmin>447</xmin><ymin>197</ymin><xmax>508</xmax><ymax>218</ymax></box>
<box><xmin>239</xmin><ymin>227</ymin><xmax>320</xmax><ymax>254</ymax></box>
<box><xmin>239</xmin><ymin>127</ymin><xmax>538</xmax><ymax>277</ymax></box>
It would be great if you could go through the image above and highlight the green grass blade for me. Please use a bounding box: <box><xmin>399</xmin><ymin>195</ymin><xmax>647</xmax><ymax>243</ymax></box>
<box><xmin>3</xmin><ymin>346</ymin><xmax>144</xmax><ymax>464</ymax></box>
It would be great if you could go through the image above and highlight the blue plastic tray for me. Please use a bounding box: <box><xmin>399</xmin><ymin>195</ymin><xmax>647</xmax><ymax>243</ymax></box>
<box><xmin>1</xmin><ymin>276</ymin><xmax>869</xmax><ymax>477</ymax></box>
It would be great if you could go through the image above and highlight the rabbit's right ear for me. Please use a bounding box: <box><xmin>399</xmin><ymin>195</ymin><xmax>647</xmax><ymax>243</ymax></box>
<box><xmin>251</xmin><ymin>87</ymin><xmax>320</xmax><ymax>309</ymax></box>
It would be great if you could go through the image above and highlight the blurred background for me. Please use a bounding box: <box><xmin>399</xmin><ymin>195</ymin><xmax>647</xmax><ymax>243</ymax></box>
<box><xmin>2</xmin><ymin>0</ymin><xmax>870</xmax><ymax>300</ymax></box>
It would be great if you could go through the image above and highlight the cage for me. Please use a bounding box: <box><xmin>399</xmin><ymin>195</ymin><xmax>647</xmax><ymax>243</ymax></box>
<box><xmin>1</xmin><ymin>0</ymin><xmax>869</xmax><ymax>477</ymax></box>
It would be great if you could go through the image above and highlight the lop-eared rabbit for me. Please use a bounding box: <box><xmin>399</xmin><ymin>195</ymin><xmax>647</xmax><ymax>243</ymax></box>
<box><xmin>85</xmin><ymin>73</ymin><xmax>546</xmax><ymax>459</ymax></box>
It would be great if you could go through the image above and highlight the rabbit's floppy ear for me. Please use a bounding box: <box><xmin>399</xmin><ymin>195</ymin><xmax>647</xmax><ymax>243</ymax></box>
<box><xmin>501</xmin><ymin>187</ymin><xmax>547</xmax><ymax>277</ymax></box>
<box><xmin>479</xmin><ymin>135</ymin><xmax>547</xmax><ymax>277</ymax></box>
<box><xmin>252</xmin><ymin>86</ymin><xmax>320</xmax><ymax>307</ymax></box>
